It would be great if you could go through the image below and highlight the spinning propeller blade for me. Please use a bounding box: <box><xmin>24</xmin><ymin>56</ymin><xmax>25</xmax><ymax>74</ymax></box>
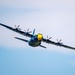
<box><xmin>24</xmin><ymin>29</ymin><xmax>32</xmax><ymax>33</ymax></box>
<box><xmin>47</xmin><ymin>36</ymin><xmax>52</xmax><ymax>40</ymax></box>
<box><xmin>15</xmin><ymin>25</ymin><xmax>21</xmax><ymax>30</ymax></box>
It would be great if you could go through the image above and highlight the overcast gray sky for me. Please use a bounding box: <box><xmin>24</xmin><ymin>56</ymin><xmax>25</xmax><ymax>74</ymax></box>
<box><xmin>0</xmin><ymin>0</ymin><xmax>75</xmax><ymax>53</ymax></box>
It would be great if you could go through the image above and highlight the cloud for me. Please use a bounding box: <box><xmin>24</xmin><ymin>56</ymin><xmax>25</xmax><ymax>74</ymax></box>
<box><xmin>69</xmin><ymin>60</ymin><xmax>75</xmax><ymax>66</ymax></box>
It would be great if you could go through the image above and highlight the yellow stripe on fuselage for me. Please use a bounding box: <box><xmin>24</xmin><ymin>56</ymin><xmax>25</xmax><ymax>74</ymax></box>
<box><xmin>37</xmin><ymin>33</ymin><xmax>43</xmax><ymax>41</ymax></box>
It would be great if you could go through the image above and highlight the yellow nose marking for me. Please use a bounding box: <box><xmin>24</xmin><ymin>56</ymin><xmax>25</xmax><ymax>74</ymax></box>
<box><xmin>38</xmin><ymin>34</ymin><xmax>43</xmax><ymax>41</ymax></box>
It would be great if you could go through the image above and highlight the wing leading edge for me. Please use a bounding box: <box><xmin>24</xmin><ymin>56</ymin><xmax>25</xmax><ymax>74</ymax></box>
<box><xmin>0</xmin><ymin>23</ymin><xmax>33</xmax><ymax>38</ymax></box>
<box><xmin>42</xmin><ymin>38</ymin><xmax>75</xmax><ymax>50</ymax></box>
<box><xmin>0</xmin><ymin>23</ymin><xmax>75</xmax><ymax>50</ymax></box>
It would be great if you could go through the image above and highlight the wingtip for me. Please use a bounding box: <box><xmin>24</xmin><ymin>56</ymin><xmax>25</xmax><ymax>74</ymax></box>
<box><xmin>14</xmin><ymin>37</ymin><xmax>18</xmax><ymax>39</ymax></box>
<box><xmin>0</xmin><ymin>23</ymin><xmax>3</xmax><ymax>24</ymax></box>
<box><xmin>0</xmin><ymin>23</ymin><xmax>2</xmax><ymax>25</ymax></box>
<box><xmin>0</xmin><ymin>23</ymin><xmax>4</xmax><ymax>26</ymax></box>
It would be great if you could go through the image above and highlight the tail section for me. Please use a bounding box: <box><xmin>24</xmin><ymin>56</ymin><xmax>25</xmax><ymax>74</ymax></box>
<box><xmin>15</xmin><ymin>37</ymin><xmax>28</xmax><ymax>42</ymax></box>
<box><xmin>39</xmin><ymin>45</ymin><xmax>46</xmax><ymax>48</ymax></box>
<box><xmin>32</xmin><ymin>29</ymin><xmax>35</xmax><ymax>36</ymax></box>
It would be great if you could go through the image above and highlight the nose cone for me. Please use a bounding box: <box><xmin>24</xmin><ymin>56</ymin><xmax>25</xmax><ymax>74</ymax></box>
<box><xmin>38</xmin><ymin>33</ymin><xmax>43</xmax><ymax>41</ymax></box>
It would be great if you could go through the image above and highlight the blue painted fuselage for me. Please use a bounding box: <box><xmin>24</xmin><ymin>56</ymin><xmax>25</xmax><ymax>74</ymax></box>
<box><xmin>28</xmin><ymin>36</ymin><xmax>41</xmax><ymax>47</ymax></box>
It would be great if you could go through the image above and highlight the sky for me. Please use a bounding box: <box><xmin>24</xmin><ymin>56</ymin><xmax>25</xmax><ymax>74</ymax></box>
<box><xmin>0</xmin><ymin>0</ymin><xmax>75</xmax><ymax>75</ymax></box>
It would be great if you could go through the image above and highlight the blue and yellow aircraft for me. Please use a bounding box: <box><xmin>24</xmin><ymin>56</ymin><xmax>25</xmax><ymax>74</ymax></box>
<box><xmin>0</xmin><ymin>23</ymin><xmax>75</xmax><ymax>50</ymax></box>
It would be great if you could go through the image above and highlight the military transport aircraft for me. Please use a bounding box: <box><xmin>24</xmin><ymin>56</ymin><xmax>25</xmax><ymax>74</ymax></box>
<box><xmin>0</xmin><ymin>23</ymin><xmax>75</xmax><ymax>50</ymax></box>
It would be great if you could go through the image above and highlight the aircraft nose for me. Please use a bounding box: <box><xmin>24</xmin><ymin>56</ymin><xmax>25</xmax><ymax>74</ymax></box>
<box><xmin>38</xmin><ymin>34</ymin><xmax>43</xmax><ymax>41</ymax></box>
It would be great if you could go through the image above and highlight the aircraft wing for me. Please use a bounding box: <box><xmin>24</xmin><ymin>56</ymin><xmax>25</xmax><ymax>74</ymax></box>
<box><xmin>0</xmin><ymin>23</ymin><xmax>33</xmax><ymax>38</ymax></box>
<box><xmin>42</xmin><ymin>38</ymin><xmax>75</xmax><ymax>50</ymax></box>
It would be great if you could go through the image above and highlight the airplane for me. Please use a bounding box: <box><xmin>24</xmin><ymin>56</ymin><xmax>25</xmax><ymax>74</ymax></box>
<box><xmin>0</xmin><ymin>23</ymin><xmax>75</xmax><ymax>50</ymax></box>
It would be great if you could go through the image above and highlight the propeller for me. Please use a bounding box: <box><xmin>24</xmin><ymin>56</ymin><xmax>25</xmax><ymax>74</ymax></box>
<box><xmin>57</xmin><ymin>39</ymin><xmax>62</xmax><ymax>42</ymax></box>
<box><xmin>46</xmin><ymin>36</ymin><xmax>52</xmax><ymax>43</ymax></box>
<box><xmin>24</xmin><ymin>29</ymin><xmax>32</xmax><ymax>34</ymax></box>
<box><xmin>15</xmin><ymin>25</ymin><xmax>21</xmax><ymax>30</ymax></box>
<box><xmin>57</xmin><ymin>39</ymin><xmax>63</xmax><ymax>44</ymax></box>
<box><xmin>47</xmin><ymin>36</ymin><xmax>52</xmax><ymax>40</ymax></box>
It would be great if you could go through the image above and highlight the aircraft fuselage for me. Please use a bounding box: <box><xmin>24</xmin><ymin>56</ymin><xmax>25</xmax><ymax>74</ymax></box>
<box><xmin>28</xmin><ymin>36</ymin><xmax>41</xmax><ymax>47</ymax></box>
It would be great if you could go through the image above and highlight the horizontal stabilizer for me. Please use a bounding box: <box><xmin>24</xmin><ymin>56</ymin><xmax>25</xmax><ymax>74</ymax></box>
<box><xmin>15</xmin><ymin>37</ymin><xmax>28</xmax><ymax>42</ymax></box>
<box><xmin>39</xmin><ymin>45</ymin><xmax>46</xmax><ymax>48</ymax></box>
